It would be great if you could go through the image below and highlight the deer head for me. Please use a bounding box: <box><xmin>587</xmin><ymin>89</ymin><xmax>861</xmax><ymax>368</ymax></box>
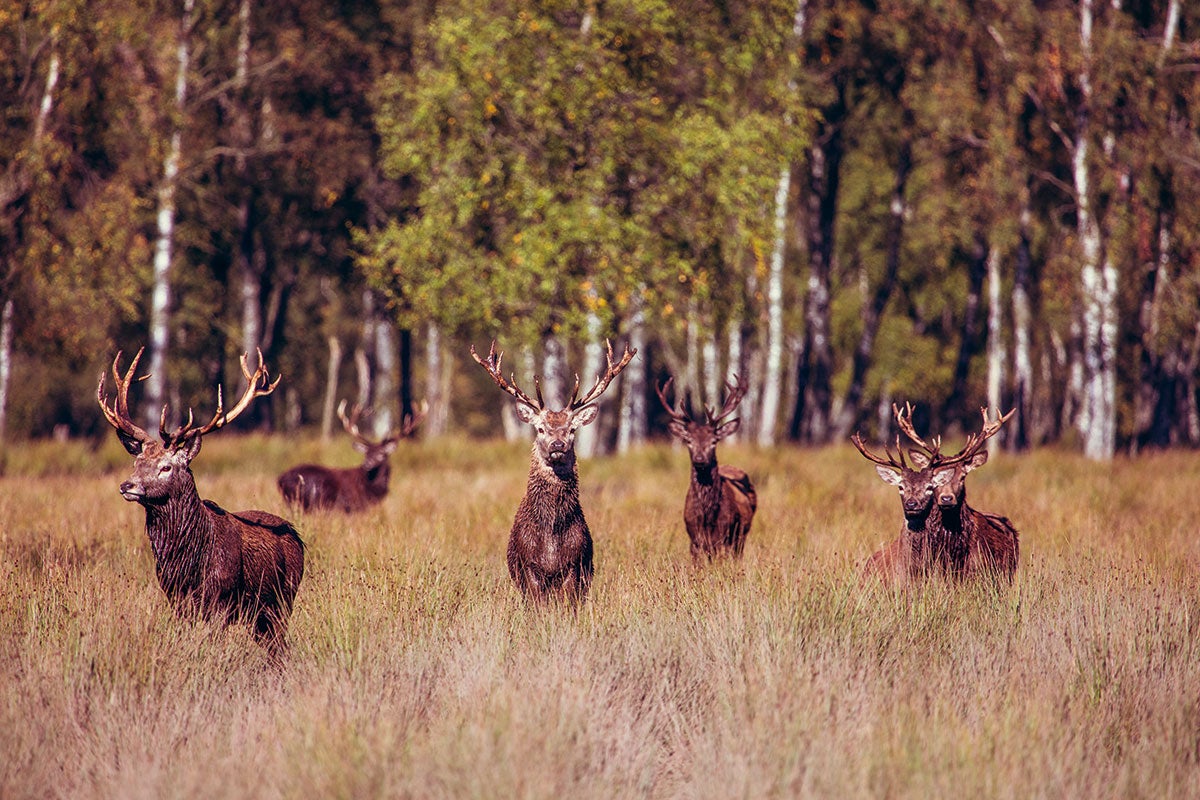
<box><xmin>471</xmin><ymin>339</ymin><xmax>636</xmax><ymax>472</ymax></box>
<box><xmin>97</xmin><ymin>347</ymin><xmax>279</xmax><ymax>504</ymax></box>
<box><xmin>337</xmin><ymin>400</ymin><xmax>424</xmax><ymax>471</ymax></box>
<box><xmin>928</xmin><ymin>406</ymin><xmax>1015</xmax><ymax>509</ymax></box>
<box><xmin>656</xmin><ymin>374</ymin><xmax>748</xmax><ymax>466</ymax></box>
<box><xmin>852</xmin><ymin>403</ymin><xmax>942</xmax><ymax>521</ymax></box>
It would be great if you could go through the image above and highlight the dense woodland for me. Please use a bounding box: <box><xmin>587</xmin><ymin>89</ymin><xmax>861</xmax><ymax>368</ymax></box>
<box><xmin>1</xmin><ymin>0</ymin><xmax>1197</xmax><ymax>459</ymax></box>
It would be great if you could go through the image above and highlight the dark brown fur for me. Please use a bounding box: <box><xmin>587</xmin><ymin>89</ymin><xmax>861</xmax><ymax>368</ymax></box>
<box><xmin>278</xmin><ymin>402</ymin><xmax>420</xmax><ymax>513</ymax></box>
<box><xmin>659</xmin><ymin>375</ymin><xmax>756</xmax><ymax>560</ymax></box>
<box><xmin>507</xmin><ymin>427</ymin><xmax>594</xmax><ymax>602</ymax></box>
<box><xmin>471</xmin><ymin>340</ymin><xmax>635</xmax><ymax>603</ymax></box>
<box><xmin>278</xmin><ymin>451</ymin><xmax>394</xmax><ymax>512</ymax></box>
<box><xmin>99</xmin><ymin>349</ymin><xmax>304</xmax><ymax>659</ymax></box>
<box><xmin>856</xmin><ymin>404</ymin><xmax>1019</xmax><ymax>587</ymax></box>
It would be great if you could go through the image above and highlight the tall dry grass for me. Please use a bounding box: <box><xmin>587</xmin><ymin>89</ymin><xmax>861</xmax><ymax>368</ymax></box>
<box><xmin>1</xmin><ymin>435</ymin><xmax>1198</xmax><ymax>799</ymax></box>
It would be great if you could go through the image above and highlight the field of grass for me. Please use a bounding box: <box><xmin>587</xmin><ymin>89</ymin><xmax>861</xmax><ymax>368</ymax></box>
<box><xmin>2</xmin><ymin>434</ymin><xmax>1199</xmax><ymax>799</ymax></box>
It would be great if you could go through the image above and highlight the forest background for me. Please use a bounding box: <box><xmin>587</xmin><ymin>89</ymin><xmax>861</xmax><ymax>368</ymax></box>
<box><xmin>1</xmin><ymin>0</ymin><xmax>1197</xmax><ymax>461</ymax></box>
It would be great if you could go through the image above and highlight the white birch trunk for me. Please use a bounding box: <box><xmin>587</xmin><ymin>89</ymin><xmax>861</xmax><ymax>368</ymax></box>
<box><xmin>757</xmin><ymin>163</ymin><xmax>790</xmax><ymax>446</ymax></box>
<box><xmin>617</xmin><ymin>291</ymin><xmax>648</xmax><ymax>453</ymax></box>
<box><xmin>542</xmin><ymin>335</ymin><xmax>567</xmax><ymax>409</ymax></box>
<box><xmin>0</xmin><ymin>298</ymin><xmax>13</xmax><ymax>441</ymax></box>
<box><xmin>1074</xmin><ymin>0</ymin><xmax>1116</xmax><ymax>460</ymax></box>
<box><xmin>425</xmin><ymin>322</ymin><xmax>448</xmax><ymax>437</ymax></box>
<box><xmin>144</xmin><ymin>0</ymin><xmax>195</xmax><ymax>431</ymax></box>
<box><xmin>1158</xmin><ymin>0</ymin><xmax>1181</xmax><ymax>68</ymax></box>
<box><xmin>986</xmin><ymin>246</ymin><xmax>1006</xmax><ymax>457</ymax></box>
<box><xmin>575</xmin><ymin>312</ymin><xmax>604</xmax><ymax>458</ymax></box>
<box><xmin>373</xmin><ymin>319</ymin><xmax>398</xmax><ymax>436</ymax></box>
<box><xmin>724</xmin><ymin>318</ymin><xmax>743</xmax><ymax>443</ymax></box>
<box><xmin>702</xmin><ymin>330</ymin><xmax>720</xmax><ymax>410</ymax></box>
<box><xmin>321</xmin><ymin>335</ymin><xmax>342</xmax><ymax>439</ymax></box>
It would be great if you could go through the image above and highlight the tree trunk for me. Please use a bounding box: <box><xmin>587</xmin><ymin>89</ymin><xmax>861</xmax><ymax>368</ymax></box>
<box><xmin>617</xmin><ymin>291</ymin><xmax>648</xmax><ymax>453</ymax></box>
<box><xmin>321</xmin><ymin>334</ymin><xmax>342</xmax><ymax>440</ymax></box>
<box><xmin>398</xmin><ymin>327</ymin><xmax>414</xmax><ymax>420</ymax></box>
<box><xmin>424</xmin><ymin>322</ymin><xmax>448</xmax><ymax>437</ymax></box>
<box><xmin>757</xmin><ymin>163</ymin><xmax>790</xmax><ymax>446</ymax></box>
<box><xmin>1010</xmin><ymin>199</ymin><xmax>1034</xmax><ymax>450</ymax></box>
<box><xmin>986</xmin><ymin>244</ymin><xmax>1006</xmax><ymax>457</ymax></box>
<box><xmin>373</xmin><ymin>315</ymin><xmax>399</xmax><ymax>437</ymax></box>
<box><xmin>0</xmin><ymin>298</ymin><xmax>12</xmax><ymax>442</ymax></box>
<box><xmin>944</xmin><ymin>232</ymin><xmax>988</xmax><ymax>426</ymax></box>
<box><xmin>576</xmin><ymin>311</ymin><xmax>605</xmax><ymax>458</ymax></box>
<box><xmin>830</xmin><ymin>132</ymin><xmax>913</xmax><ymax>441</ymax></box>
<box><xmin>1074</xmin><ymin>0</ymin><xmax>1117</xmax><ymax>460</ymax></box>
<box><xmin>144</xmin><ymin>0</ymin><xmax>195</xmax><ymax>432</ymax></box>
<box><xmin>792</xmin><ymin>87</ymin><xmax>845</xmax><ymax>444</ymax></box>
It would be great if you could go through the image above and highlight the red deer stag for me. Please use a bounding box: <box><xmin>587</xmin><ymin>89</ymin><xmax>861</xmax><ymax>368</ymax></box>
<box><xmin>656</xmin><ymin>374</ymin><xmax>757</xmax><ymax>561</ymax></box>
<box><xmin>853</xmin><ymin>403</ymin><xmax>1018</xmax><ymax>586</ymax></box>
<box><xmin>98</xmin><ymin>348</ymin><xmax>305</xmax><ymax>659</ymax></box>
<box><xmin>277</xmin><ymin>400</ymin><xmax>423</xmax><ymax>512</ymax></box>
<box><xmin>471</xmin><ymin>339</ymin><xmax>636</xmax><ymax>603</ymax></box>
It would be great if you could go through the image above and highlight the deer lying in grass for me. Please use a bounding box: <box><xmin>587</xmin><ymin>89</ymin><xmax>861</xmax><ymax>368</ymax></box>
<box><xmin>852</xmin><ymin>403</ymin><xmax>1018</xmax><ymax>586</ymax></box>
<box><xmin>656</xmin><ymin>374</ymin><xmax>757</xmax><ymax>561</ymax></box>
<box><xmin>471</xmin><ymin>339</ymin><xmax>635</xmax><ymax>603</ymax></box>
<box><xmin>277</xmin><ymin>400</ymin><xmax>423</xmax><ymax>512</ymax></box>
<box><xmin>98</xmin><ymin>348</ymin><xmax>305</xmax><ymax>659</ymax></box>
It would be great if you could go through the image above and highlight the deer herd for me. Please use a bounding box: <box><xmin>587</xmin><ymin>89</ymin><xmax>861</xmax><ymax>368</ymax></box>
<box><xmin>96</xmin><ymin>339</ymin><xmax>1021</xmax><ymax>659</ymax></box>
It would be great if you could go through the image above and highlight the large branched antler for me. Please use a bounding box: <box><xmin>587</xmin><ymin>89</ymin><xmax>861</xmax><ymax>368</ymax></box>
<box><xmin>97</xmin><ymin>348</ymin><xmax>156</xmax><ymax>446</ymax></box>
<box><xmin>338</xmin><ymin>399</ymin><xmax>427</xmax><ymax>445</ymax></box>
<box><xmin>893</xmin><ymin>401</ymin><xmax>943</xmax><ymax>464</ymax></box>
<box><xmin>568</xmin><ymin>340</ymin><xmax>637</xmax><ymax>410</ymax></box>
<box><xmin>160</xmin><ymin>349</ymin><xmax>280</xmax><ymax>448</ymax></box>
<box><xmin>706</xmin><ymin>374</ymin><xmax>749</xmax><ymax>424</ymax></box>
<box><xmin>937</xmin><ymin>406</ymin><xmax>1016</xmax><ymax>468</ymax></box>
<box><xmin>655</xmin><ymin>377</ymin><xmax>692</xmax><ymax>423</ymax></box>
<box><xmin>470</xmin><ymin>341</ymin><xmax>544</xmax><ymax>412</ymax></box>
<box><xmin>850</xmin><ymin>430</ymin><xmax>911</xmax><ymax>471</ymax></box>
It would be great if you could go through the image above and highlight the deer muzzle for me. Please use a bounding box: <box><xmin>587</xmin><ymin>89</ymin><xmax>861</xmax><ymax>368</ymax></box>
<box><xmin>547</xmin><ymin>439</ymin><xmax>568</xmax><ymax>462</ymax></box>
<box><xmin>119</xmin><ymin>480</ymin><xmax>145</xmax><ymax>502</ymax></box>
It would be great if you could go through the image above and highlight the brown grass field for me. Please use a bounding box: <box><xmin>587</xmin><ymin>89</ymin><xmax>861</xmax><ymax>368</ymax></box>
<box><xmin>2</xmin><ymin>435</ymin><xmax>1199</xmax><ymax>799</ymax></box>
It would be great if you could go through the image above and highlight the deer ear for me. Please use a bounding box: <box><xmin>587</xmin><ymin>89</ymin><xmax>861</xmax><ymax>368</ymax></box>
<box><xmin>875</xmin><ymin>465</ymin><xmax>902</xmax><ymax>486</ymax></box>
<box><xmin>181</xmin><ymin>434</ymin><xmax>202</xmax><ymax>462</ymax></box>
<box><xmin>964</xmin><ymin>450</ymin><xmax>989</xmax><ymax>472</ymax></box>
<box><xmin>714</xmin><ymin>418</ymin><xmax>740</xmax><ymax>440</ymax></box>
<box><xmin>352</xmin><ymin>440</ymin><xmax>370</xmax><ymax>454</ymax></box>
<box><xmin>668</xmin><ymin>420</ymin><xmax>690</xmax><ymax>441</ymax></box>
<box><xmin>572</xmin><ymin>405</ymin><xmax>599</xmax><ymax>429</ymax></box>
<box><xmin>116</xmin><ymin>429</ymin><xmax>143</xmax><ymax>456</ymax></box>
<box><xmin>908</xmin><ymin>449</ymin><xmax>930</xmax><ymax>468</ymax></box>
<box><xmin>515</xmin><ymin>404</ymin><xmax>538</xmax><ymax>424</ymax></box>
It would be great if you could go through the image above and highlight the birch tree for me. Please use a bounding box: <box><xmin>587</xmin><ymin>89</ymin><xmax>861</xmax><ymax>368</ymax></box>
<box><xmin>143</xmin><ymin>0</ymin><xmax>196</xmax><ymax>431</ymax></box>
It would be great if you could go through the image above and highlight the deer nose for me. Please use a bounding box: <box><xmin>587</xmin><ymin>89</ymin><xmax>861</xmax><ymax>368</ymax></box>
<box><xmin>903</xmin><ymin>498</ymin><xmax>923</xmax><ymax>513</ymax></box>
<box><xmin>119</xmin><ymin>480</ymin><xmax>143</xmax><ymax>501</ymax></box>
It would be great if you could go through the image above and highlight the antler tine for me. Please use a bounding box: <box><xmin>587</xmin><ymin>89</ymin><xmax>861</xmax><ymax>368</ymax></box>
<box><xmin>708</xmin><ymin>373</ymin><xmax>749</xmax><ymax>423</ymax></box>
<box><xmin>570</xmin><ymin>340</ymin><xmax>637</xmax><ymax>410</ymax></box>
<box><xmin>470</xmin><ymin>340</ymin><xmax>543</xmax><ymax>410</ymax></box>
<box><xmin>97</xmin><ymin>348</ymin><xmax>155</xmax><ymax>443</ymax></box>
<box><xmin>654</xmin><ymin>376</ymin><xmax>691</xmax><ymax>423</ymax></box>
<box><xmin>163</xmin><ymin>349</ymin><xmax>280</xmax><ymax>447</ymax></box>
<box><xmin>337</xmin><ymin>399</ymin><xmax>376</xmax><ymax>445</ymax></box>
<box><xmin>851</xmin><ymin>430</ymin><xmax>905</xmax><ymax>471</ymax></box>
<box><xmin>398</xmin><ymin>400</ymin><xmax>429</xmax><ymax>439</ymax></box>
<box><xmin>939</xmin><ymin>406</ymin><xmax>1017</xmax><ymax>466</ymax></box>
<box><xmin>892</xmin><ymin>401</ymin><xmax>942</xmax><ymax>462</ymax></box>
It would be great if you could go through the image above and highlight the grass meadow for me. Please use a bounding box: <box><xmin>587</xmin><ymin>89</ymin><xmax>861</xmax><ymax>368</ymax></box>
<box><xmin>2</xmin><ymin>434</ymin><xmax>1199</xmax><ymax>799</ymax></box>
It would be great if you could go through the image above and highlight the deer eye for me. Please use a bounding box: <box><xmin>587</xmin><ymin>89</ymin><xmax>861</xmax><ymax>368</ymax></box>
<box><xmin>160</xmin><ymin>464</ymin><xmax>172</xmax><ymax>474</ymax></box>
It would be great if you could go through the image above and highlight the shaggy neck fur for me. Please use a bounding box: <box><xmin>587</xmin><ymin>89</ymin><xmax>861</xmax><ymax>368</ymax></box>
<box><xmin>140</xmin><ymin>470</ymin><xmax>212</xmax><ymax>597</ymax></box>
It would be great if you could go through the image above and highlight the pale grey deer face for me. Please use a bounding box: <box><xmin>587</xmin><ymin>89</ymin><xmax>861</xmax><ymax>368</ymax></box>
<box><xmin>874</xmin><ymin>450</ymin><xmax>938</xmax><ymax>520</ymax></box>
<box><xmin>516</xmin><ymin>403</ymin><xmax>598</xmax><ymax>468</ymax></box>
<box><xmin>116</xmin><ymin>433</ymin><xmax>200</xmax><ymax>504</ymax></box>
<box><xmin>931</xmin><ymin>451</ymin><xmax>988</xmax><ymax>508</ymax></box>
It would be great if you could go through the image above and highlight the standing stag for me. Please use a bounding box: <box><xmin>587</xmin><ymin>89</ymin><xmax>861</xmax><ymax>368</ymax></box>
<box><xmin>277</xmin><ymin>400</ymin><xmax>423</xmax><ymax>512</ymax></box>
<box><xmin>471</xmin><ymin>339</ymin><xmax>636</xmax><ymax>603</ymax></box>
<box><xmin>656</xmin><ymin>374</ymin><xmax>757</xmax><ymax>561</ymax></box>
<box><xmin>98</xmin><ymin>348</ymin><xmax>305</xmax><ymax>659</ymax></box>
<box><xmin>852</xmin><ymin>403</ymin><xmax>1018</xmax><ymax>585</ymax></box>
